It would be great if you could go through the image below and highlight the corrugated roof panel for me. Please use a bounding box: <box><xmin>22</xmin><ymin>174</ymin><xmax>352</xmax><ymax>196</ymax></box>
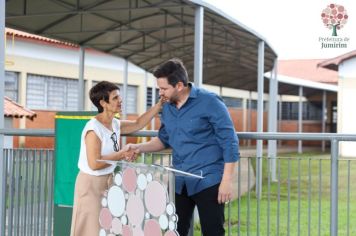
<box><xmin>4</xmin><ymin>97</ymin><xmax>37</xmax><ymax>120</ymax></box>
<box><xmin>6</xmin><ymin>0</ymin><xmax>278</xmax><ymax>91</ymax></box>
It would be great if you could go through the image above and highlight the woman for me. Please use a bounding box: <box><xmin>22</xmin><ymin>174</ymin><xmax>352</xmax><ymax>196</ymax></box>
<box><xmin>70</xmin><ymin>81</ymin><xmax>162</xmax><ymax>236</ymax></box>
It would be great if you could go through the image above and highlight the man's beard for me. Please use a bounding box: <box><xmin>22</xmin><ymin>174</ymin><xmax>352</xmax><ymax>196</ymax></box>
<box><xmin>169</xmin><ymin>94</ymin><xmax>179</xmax><ymax>104</ymax></box>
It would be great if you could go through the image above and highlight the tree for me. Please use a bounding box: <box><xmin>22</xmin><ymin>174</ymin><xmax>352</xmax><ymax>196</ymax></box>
<box><xmin>321</xmin><ymin>4</ymin><xmax>348</xmax><ymax>36</ymax></box>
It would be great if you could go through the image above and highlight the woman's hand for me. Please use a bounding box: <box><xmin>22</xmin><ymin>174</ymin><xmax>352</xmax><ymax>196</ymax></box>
<box><xmin>121</xmin><ymin>144</ymin><xmax>140</xmax><ymax>161</ymax></box>
<box><xmin>159</xmin><ymin>96</ymin><xmax>168</xmax><ymax>105</ymax></box>
<box><xmin>120</xmin><ymin>97</ymin><xmax>166</xmax><ymax>134</ymax></box>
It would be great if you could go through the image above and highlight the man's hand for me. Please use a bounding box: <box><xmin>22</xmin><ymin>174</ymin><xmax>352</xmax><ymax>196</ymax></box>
<box><xmin>122</xmin><ymin>143</ymin><xmax>141</xmax><ymax>161</ymax></box>
<box><xmin>123</xmin><ymin>150</ymin><xmax>137</xmax><ymax>162</ymax></box>
<box><xmin>218</xmin><ymin>179</ymin><xmax>233</xmax><ymax>204</ymax></box>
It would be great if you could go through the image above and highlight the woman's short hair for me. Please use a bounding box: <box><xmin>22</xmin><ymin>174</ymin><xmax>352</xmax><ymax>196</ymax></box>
<box><xmin>153</xmin><ymin>58</ymin><xmax>189</xmax><ymax>87</ymax></box>
<box><xmin>89</xmin><ymin>81</ymin><xmax>119</xmax><ymax>113</ymax></box>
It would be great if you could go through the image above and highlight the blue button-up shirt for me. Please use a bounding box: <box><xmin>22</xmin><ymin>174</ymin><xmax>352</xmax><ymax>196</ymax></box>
<box><xmin>158</xmin><ymin>84</ymin><xmax>239</xmax><ymax>196</ymax></box>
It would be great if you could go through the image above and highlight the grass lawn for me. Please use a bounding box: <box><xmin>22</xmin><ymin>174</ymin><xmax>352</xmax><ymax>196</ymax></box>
<box><xmin>193</xmin><ymin>152</ymin><xmax>356</xmax><ymax>236</ymax></box>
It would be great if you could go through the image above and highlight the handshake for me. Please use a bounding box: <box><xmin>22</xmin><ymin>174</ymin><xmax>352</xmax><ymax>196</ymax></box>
<box><xmin>120</xmin><ymin>143</ymin><xmax>141</xmax><ymax>162</ymax></box>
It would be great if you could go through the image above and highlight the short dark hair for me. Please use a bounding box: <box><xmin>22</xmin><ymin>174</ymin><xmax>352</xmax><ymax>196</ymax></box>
<box><xmin>153</xmin><ymin>58</ymin><xmax>189</xmax><ymax>87</ymax></box>
<box><xmin>90</xmin><ymin>81</ymin><xmax>119</xmax><ymax>113</ymax></box>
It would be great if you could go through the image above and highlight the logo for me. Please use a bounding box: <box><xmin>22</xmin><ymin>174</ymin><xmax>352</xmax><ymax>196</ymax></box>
<box><xmin>319</xmin><ymin>3</ymin><xmax>350</xmax><ymax>49</ymax></box>
<box><xmin>321</xmin><ymin>4</ymin><xmax>348</xmax><ymax>36</ymax></box>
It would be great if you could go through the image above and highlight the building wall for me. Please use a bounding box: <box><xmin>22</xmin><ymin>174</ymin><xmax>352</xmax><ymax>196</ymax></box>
<box><xmin>279</xmin><ymin>120</ymin><xmax>324</xmax><ymax>146</ymax></box>
<box><xmin>4</xmin><ymin>117</ymin><xmax>14</xmax><ymax>148</ymax></box>
<box><xmin>5</xmin><ymin>37</ymin><xmax>153</xmax><ymax>113</ymax></box>
<box><xmin>11</xmin><ymin>108</ymin><xmax>267</xmax><ymax>148</ymax></box>
<box><xmin>338</xmin><ymin>57</ymin><xmax>356</xmax><ymax>157</ymax></box>
<box><xmin>6</xmin><ymin>35</ymin><xmax>327</xmax><ymax>149</ymax></box>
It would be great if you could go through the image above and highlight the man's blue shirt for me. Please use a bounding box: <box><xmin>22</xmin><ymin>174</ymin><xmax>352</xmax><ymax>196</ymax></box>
<box><xmin>158</xmin><ymin>84</ymin><xmax>239</xmax><ymax>196</ymax></box>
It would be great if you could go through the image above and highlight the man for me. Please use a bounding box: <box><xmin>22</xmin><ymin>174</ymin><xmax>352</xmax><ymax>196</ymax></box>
<box><xmin>129</xmin><ymin>58</ymin><xmax>239</xmax><ymax>236</ymax></box>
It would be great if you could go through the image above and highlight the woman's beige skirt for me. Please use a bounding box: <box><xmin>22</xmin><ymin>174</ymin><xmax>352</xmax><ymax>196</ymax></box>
<box><xmin>70</xmin><ymin>171</ymin><xmax>112</xmax><ymax>236</ymax></box>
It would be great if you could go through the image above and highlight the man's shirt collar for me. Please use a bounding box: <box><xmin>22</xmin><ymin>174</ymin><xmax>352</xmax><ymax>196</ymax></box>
<box><xmin>188</xmin><ymin>82</ymin><xmax>198</xmax><ymax>99</ymax></box>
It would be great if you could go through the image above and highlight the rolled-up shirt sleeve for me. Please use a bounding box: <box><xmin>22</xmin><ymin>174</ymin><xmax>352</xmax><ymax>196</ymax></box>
<box><xmin>158</xmin><ymin>121</ymin><xmax>170</xmax><ymax>148</ymax></box>
<box><xmin>208</xmin><ymin>95</ymin><xmax>239</xmax><ymax>162</ymax></box>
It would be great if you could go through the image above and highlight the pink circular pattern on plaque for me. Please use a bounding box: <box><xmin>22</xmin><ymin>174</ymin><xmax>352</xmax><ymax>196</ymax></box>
<box><xmin>100</xmin><ymin>166</ymin><xmax>179</xmax><ymax>235</ymax></box>
<box><xmin>127</xmin><ymin>194</ymin><xmax>144</xmax><ymax>226</ymax></box>
<box><xmin>122</xmin><ymin>167</ymin><xmax>137</xmax><ymax>193</ymax></box>
<box><xmin>132</xmin><ymin>227</ymin><xmax>144</xmax><ymax>236</ymax></box>
<box><xmin>164</xmin><ymin>230</ymin><xmax>178</xmax><ymax>236</ymax></box>
<box><xmin>111</xmin><ymin>217</ymin><xmax>122</xmax><ymax>235</ymax></box>
<box><xmin>144</xmin><ymin>181</ymin><xmax>166</xmax><ymax>217</ymax></box>
<box><xmin>144</xmin><ymin>219</ymin><xmax>162</xmax><ymax>236</ymax></box>
<box><xmin>99</xmin><ymin>208</ymin><xmax>112</xmax><ymax>230</ymax></box>
<box><xmin>122</xmin><ymin>225</ymin><xmax>133</xmax><ymax>236</ymax></box>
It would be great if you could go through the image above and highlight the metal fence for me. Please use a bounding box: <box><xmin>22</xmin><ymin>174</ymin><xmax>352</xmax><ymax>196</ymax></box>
<box><xmin>3</xmin><ymin>148</ymin><xmax>54</xmax><ymax>236</ymax></box>
<box><xmin>140</xmin><ymin>150</ymin><xmax>356</xmax><ymax>236</ymax></box>
<box><xmin>230</xmin><ymin>155</ymin><xmax>356</xmax><ymax>236</ymax></box>
<box><xmin>1</xmin><ymin>130</ymin><xmax>356</xmax><ymax>236</ymax></box>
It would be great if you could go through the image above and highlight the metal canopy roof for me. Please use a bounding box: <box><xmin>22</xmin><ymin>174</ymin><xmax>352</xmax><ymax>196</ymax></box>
<box><xmin>5</xmin><ymin>0</ymin><xmax>277</xmax><ymax>91</ymax></box>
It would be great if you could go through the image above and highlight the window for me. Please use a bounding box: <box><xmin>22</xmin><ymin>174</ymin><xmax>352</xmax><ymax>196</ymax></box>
<box><xmin>221</xmin><ymin>96</ymin><xmax>242</xmax><ymax>108</ymax></box>
<box><xmin>26</xmin><ymin>74</ymin><xmax>79</xmax><ymax>110</ymax></box>
<box><xmin>146</xmin><ymin>87</ymin><xmax>159</xmax><ymax>108</ymax></box>
<box><xmin>5</xmin><ymin>71</ymin><xmax>19</xmax><ymax>102</ymax></box>
<box><xmin>91</xmin><ymin>81</ymin><xmax>138</xmax><ymax>114</ymax></box>
<box><xmin>281</xmin><ymin>101</ymin><xmax>322</xmax><ymax>120</ymax></box>
<box><xmin>332</xmin><ymin>103</ymin><xmax>337</xmax><ymax>124</ymax></box>
<box><xmin>247</xmin><ymin>100</ymin><xmax>268</xmax><ymax>111</ymax></box>
<box><xmin>331</xmin><ymin>101</ymin><xmax>337</xmax><ymax>133</ymax></box>
<box><xmin>281</xmin><ymin>102</ymin><xmax>298</xmax><ymax>120</ymax></box>
<box><xmin>120</xmin><ymin>84</ymin><xmax>138</xmax><ymax>114</ymax></box>
<box><xmin>306</xmin><ymin>102</ymin><xmax>323</xmax><ymax>120</ymax></box>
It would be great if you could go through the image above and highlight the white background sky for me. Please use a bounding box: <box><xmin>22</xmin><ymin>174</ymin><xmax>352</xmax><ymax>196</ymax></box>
<box><xmin>205</xmin><ymin>0</ymin><xmax>356</xmax><ymax>60</ymax></box>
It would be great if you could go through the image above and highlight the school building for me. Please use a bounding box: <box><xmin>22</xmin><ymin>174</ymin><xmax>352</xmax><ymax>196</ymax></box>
<box><xmin>4</xmin><ymin>28</ymin><xmax>340</xmax><ymax>151</ymax></box>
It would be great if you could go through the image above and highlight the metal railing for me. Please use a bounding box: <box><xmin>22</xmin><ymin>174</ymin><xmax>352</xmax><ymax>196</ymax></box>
<box><xmin>3</xmin><ymin>149</ymin><xmax>54</xmax><ymax>236</ymax></box>
<box><xmin>1</xmin><ymin>129</ymin><xmax>356</xmax><ymax>236</ymax></box>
